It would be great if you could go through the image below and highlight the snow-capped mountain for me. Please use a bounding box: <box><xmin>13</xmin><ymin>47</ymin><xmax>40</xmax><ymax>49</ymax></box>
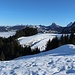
<box><xmin>0</xmin><ymin>44</ymin><xmax>75</xmax><ymax>75</ymax></box>
<box><xmin>67</xmin><ymin>22</ymin><xmax>73</xmax><ymax>27</ymax></box>
<box><xmin>71</xmin><ymin>22</ymin><xmax>75</xmax><ymax>27</ymax></box>
<box><xmin>49</xmin><ymin>23</ymin><xmax>60</xmax><ymax>28</ymax></box>
<box><xmin>46</xmin><ymin>23</ymin><xmax>64</xmax><ymax>33</ymax></box>
<box><xmin>62</xmin><ymin>22</ymin><xmax>75</xmax><ymax>33</ymax></box>
<box><xmin>0</xmin><ymin>21</ymin><xmax>75</xmax><ymax>33</ymax></box>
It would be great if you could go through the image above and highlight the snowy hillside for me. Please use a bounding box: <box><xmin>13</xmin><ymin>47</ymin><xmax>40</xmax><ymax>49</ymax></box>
<box><xmin>0</xmin><ymin>44</ymin><xmax>75</xmax><ymax>75</ymax></box>
<box><xmin>18</xmin><ymin>33</ymin><xmax>62</xmax><ymax>51</ymax></box>
<box><xmin>0</xmin><ymin>31</ymin><xmax>16</xmax><ymax>38</ymax></box>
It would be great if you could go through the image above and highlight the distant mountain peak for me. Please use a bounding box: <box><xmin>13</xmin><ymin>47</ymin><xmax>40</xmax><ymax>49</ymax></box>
<box><xmin>51</xmin><ymin>22</ymin><xmax>56</xmax><ymax>25</ymax></box>
<box><xmin>67</xmin><ymin>22</ymin><xmax>73</xmax><ymax>27</ymax></box>
<box><xmin>50</xmin><ymin>23</ymin><xmax>60</xmax><ymax>28</ymax></box>
<box><xmin>71</xmin><ymin>22</ymin><xmax>75</xmax><ymax>26</ymax></box>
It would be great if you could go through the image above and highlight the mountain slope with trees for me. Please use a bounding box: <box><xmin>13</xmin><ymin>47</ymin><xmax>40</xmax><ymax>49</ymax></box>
<box><xmin>0</xmin><ymin>24</ymin><xmax>75</xmax><ymax>61</ymax></box>
<box><xmin>0</xmin><ymin>27</ymin><xmax>39</xmax><ymax>61</ymax></box>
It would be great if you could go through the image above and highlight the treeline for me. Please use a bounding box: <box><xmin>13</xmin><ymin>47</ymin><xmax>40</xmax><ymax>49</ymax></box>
<box><xmin>14</xmin><ymin>27</ymin><xmax>38</xmax><ymax>38</ymax></box>
<box><xmin>0</xmin><ymin>27</ymin><xmax>39</xmax><ymax>61</ymax></box>
<box><xmin>45</xmin><ymin>32</ymin><xmax>75</xmax><ymax>51</ymax></box>
<box><xmin>0</xmin><ymin>37</ymin><xmax>40</xmax><ymax>61</ymax></box>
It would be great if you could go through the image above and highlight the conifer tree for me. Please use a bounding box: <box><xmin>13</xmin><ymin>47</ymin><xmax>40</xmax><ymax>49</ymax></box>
<box><xmin>45</xmin><ymin>39</ymin><xmax>51</xmax><ymax>51</ymax></box>
<box><xmin>69</xmin><ymin>32</ymin><xmax>74</xmax><ymax>44</ymax></box>
<box><xmin>60</xmin><ymin>34</ymin><xmax>66</xmax><ymax>45</ymax></box>
<box><xmin>32</xmin><ymin>47</ymin><xmax>40</xmax><ymax>54</ymax></box>
<box><xmin>65</xmin><ymin>34</ymin><xmax>69</xmax><ymax>44</ymax></box>
<box><xmin>0</xmin><ymin>51</ymin><xmax>5</xmax><ymax>61</ymax></box>
<box><xmin>51</xmin><ymin>36</ymin><xmax>59</xmax><ymax>49</ymax></box>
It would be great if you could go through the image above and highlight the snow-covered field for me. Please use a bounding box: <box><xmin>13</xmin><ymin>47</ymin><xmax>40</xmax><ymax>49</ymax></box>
<box><xmin>0</xmin><ymin>44</ymin><xmax>75</xmax><ymax>75</ymax></box>
<box><xmin>0</xmin><ymin>33</ymin><xmax>75</xmax><ymax>75</ymax></box>
<box><xmin>0</xmin><ymin>31</ymin><xmax>16</xmax><ymax>38</ymax></box>
<box><xmin>18</xmin><ymin>33</ymin><xmax>62</xmax><ymax>51</ymax></box>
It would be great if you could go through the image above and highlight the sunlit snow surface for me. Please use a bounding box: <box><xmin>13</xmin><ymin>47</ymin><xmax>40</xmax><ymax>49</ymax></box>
<box><xmin>0</xmin><ymin>31</ymin><xmax>16</xmax><ymax>38</ymax></box>
<box><xmin>0</xmin><ymin>44</ymin><xmax>75</xmax><ymax>75</ymax></box>
<box><xmin>18</xmin><ymin>33</ymin><xmax>62</xmax><ymax>51</ymax></box>
<box><xmin>0</xmin><ymin>33</ymin><xmax>75</xmax><ymax>75</ymax></box>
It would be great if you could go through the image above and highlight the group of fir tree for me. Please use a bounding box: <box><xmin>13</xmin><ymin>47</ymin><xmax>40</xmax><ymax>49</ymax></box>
<box><xmin>0</xmin><ymin>27</ymin><xmax>40</xmax><ymax>61</ymax></box>
<box><xmin>46</xmin><ymin>31</ymin><xmax>75</xmax><ymax>51</ymax></box>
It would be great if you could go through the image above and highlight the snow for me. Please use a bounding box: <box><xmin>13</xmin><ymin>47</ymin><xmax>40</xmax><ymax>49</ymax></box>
<box><xmin>0</xmin><ymin>31</ymin><xmax>16</xmax><ymax>38</ymax></box>
<box><xmin>0</xmin><ymin>44</ymin><xmax>75</xmax><ymax>75</ymax></box>
<box><xmin>18</xmin><ymin>33</ymin><xmax>62</xmax><ymax>51</ymax></box>
<box><xmin>0</xmin><ymin>33</ymin><xmax>75</xmax><ymax>75</ymax></box>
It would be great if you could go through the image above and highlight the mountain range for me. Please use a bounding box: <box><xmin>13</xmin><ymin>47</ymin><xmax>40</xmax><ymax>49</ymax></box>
<box><xmin>0</xmin><ymin>22</ymin><xmax>75</xmax><ymax>33</ymax></box>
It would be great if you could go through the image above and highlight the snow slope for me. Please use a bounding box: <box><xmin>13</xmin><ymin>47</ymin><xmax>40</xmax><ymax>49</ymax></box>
<box><xmin>0</xmin><ymin>31</ymin><xmax>16</xmax><ymax>38</ymax></box>
<box><xmin>0</xmin><ymin>44</ymin><xmax>75</xmax><ymax>75</ymax></box>
<box><xmin>18</xmin><ymin>33</ymin><xmax>61</xmax><ymax>51</ymax></box>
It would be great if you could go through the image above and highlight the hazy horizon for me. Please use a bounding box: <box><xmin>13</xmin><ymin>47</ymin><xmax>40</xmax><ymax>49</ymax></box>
<box><xmin>0</xmin><ymin>0</ymin><xmax>75</xmax><ymax>26</ymax></box>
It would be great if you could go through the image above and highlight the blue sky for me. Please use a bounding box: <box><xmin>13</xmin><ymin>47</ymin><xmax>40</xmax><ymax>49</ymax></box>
<box><xmin>0</xmin><ymin>0</ymin><xmax>75</xmax><ymax>26</ymax></box>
